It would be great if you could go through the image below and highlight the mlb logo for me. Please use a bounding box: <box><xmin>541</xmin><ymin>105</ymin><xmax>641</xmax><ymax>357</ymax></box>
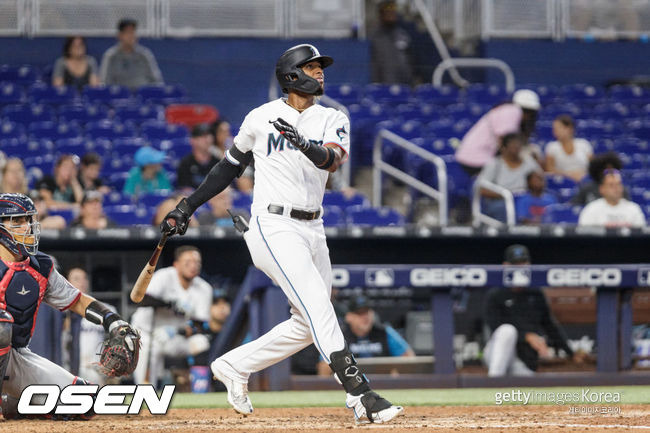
<box><xmin>503</xmin><ymin>267</ymin><xmax>531</xmax><ymax>287</ymax></box>
<box><xmin>637</xmin><ymin>268</ymin><xmax>650</xmax><ymax>286</ymax></box>
<box><xmin>365</xmin><ymin>268</ymin><xmax>394</xmax><ymax>287</ymax></box>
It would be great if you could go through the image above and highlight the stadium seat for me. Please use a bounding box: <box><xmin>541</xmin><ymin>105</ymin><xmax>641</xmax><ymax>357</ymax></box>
<box><xmin>560</xmin><ymin>84</ymin><xmax>605</xmax><ymax>103</ymax></box>
<box><xmin>0</xmin><ymin>65</ymin><xmax>39</xmax><ymax>86</ymax></box>
<box><xmin>0</xmin><ymin>82</ymin><xmax>25</xmax><ymax>105</ymax></box>
<box><xmin>0</xmin><ymin>121</ymin><xmax>25</xmax><ymax>140</ymax></box>
<box><xmin>364</xmin><ymin>83</ymin><xmax>411</xmax><ymax>105</ymax></box>
<box><xmin>541</xmin><ymin>203</ymin><xmax>582</xmax><ymax>224</ymax></box>
<box><xmin>2</xmin><ymin>104</ymin><xmax>55</xmax><ymax>125</ymax></box>
<box><xmin>608</xmin><ymin>85</ymin><xmax>650</xmax><ymax>105</ymax></box>
<box><xmin>347</xmin><ymin>206</ymin><xmax>405</xmax><ymax>226</ymax></box>
<box><xmin>115</xmin><ymin>104</ymin><xmax>164</xmax><ymax>125</ymax></box>
<box><xmin>28</xmin><ymin>121</ymin><xmax>80</xmax><ymax>140</ymax></box>
<box><xmin>47</xmin><ymin>208</ymin><xmax>76</xmax><ymax>225</ymax></box>
<box><xmin>107</xmin><ymin>172</ymin><xmax>130</xmax><ymax>191</ymax></box>
<box><xmin>325</xmin><ymin>83</ymin><xmax>361</xmax><ymax>105</ymax></box>
<box><xmin>112</xmin><ymin>137</ymin><xmax>147</xmax><ymax>157</ymax></box>
<box><xmin>82</xmin><ymin>85</ymin><xmax>132</xmax><ymax>106</ymax></box>
<box><xmin>322</xmin><ymin>205</ymin><xmax>345</xmax><ymax>227</ymax></box>
<box><xmin>58</xmin><ymin>104</ymin><xmax>108</xmax><ymax>124</ymax></box>
<box><xmin>412</xmin><ymin>84</ymin><xmax>459</xmax><ymax>104</ymax></box>
<box><xmin>141</xmin><ymin>120</ymin><xmax>189</xmax><ymax>141</ymax></box>
<box><xmin>231</xmin><ymin>191</ymin><xmax>253</xmax><ymax>210</ymax></box>
<box><xmin>54</xmin><ymin>137</ymin><xmax>88</xmax><ymax>157</ymax></box>
<box><xmin>105</xmin><ymin>205</ymin><xmax>153</xmax><ymax>226</ymax></box>
<box><xmin>138</xmin><ymin>191</ymin><xmax>171</xmax><ymax>208</ymax></box>
<box><xmin>28</xmin><ymin>84</ymin><xmax>76</xmax><ymax>106</ymax></box>
<box><xmin>136</xmin><ymin>85</ymin><xmax>187</xmax><ymax>105</ymax></box>
<box><xmin>23</xmin><ymin>154</ymin><xmax>57</xmax><ymax>176</ymax></box>
<box><xmin>86</xmin><ymin>120</ymin><xmax>136</xmax><ymax>140</ymax></box>
<box><xmin>105</xmin><ymin>191</ymin><xmax>133</xmax><ymax>206</ymax></box>
<box><xmin>322</xmin><ymin>190</ymin><xmax>369</xmax><ymax>208</ymax></box>
<box><xmin>465</xmin><ymin>84</ymin><xmax>509</xmax><ymax>105</ymax></box>
<box><xmin>165</xmin><ymin>104</ymin><xmax>219</xmax><ymax>127</ymax></box>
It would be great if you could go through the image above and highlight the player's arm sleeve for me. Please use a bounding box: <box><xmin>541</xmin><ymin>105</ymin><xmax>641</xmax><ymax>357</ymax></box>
<box><xmin>385</xmin><ymin>326</ymin><xmax>412</xmax><ymax>356</ymax></box>
<box><xmin>44</xmin><ymin>268</ymin><xmax>82</xmax><ymax>311</ymax></box>
<box><xmin>539</xmin><ymin>294</ymin><xmax>573</xmax><ymax>356</ymax></box>
<box><xmin>322</xmin><ymin>111</ymin><xmax>350</xmax><ymax>163</ymax></box>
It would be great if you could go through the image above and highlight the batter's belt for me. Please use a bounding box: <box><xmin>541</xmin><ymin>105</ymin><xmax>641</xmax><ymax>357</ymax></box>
<box><xmin>267</xmin><ymin>204</ymin><xmax>321</xmax><ymax>221</ymax></box>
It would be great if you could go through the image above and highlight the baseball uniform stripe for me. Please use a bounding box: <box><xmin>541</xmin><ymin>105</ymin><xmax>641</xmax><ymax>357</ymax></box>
<box><xmin>256</xmin><ymin>216</ymin><xmax>330</xmax><ymax>364</ymax></box>
<box><xmin>225</xmin><ymin>149</ymin><xmax>240</xmax><ymax>166</ymax></box>
<box><xmin>324</xmin><ymin>142</ymin><xmax>349</xmax><ymax>162</ymax></box>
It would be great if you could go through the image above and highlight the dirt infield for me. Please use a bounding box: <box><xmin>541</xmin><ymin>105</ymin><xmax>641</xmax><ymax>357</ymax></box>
<box><xmin>1</xmin><ymin>405</ymin><xmax>648</xmax><ymax>433</ymax></box>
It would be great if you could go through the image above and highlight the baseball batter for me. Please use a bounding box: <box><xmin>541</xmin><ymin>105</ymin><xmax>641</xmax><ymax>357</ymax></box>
<box><xmin>0</xmin><ymin>193</ymin><xmax>139</xmax><ymax>419</ymax></box>
<box><xmin>161</xmin><ymin>44</ymin><xmax>403</xmax><ymax>424</ymax></box>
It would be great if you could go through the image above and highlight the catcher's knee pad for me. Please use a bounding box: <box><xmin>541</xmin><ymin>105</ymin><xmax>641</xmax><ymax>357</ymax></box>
<box><xmin>0</xmin><ymin>310</ymin><xmax>13</xmax><ymax>396</ymax></box>
<box><xmin>329</xmin><ymin>347</ymin><xmax>370</xmax><ymax>396</ymax></box>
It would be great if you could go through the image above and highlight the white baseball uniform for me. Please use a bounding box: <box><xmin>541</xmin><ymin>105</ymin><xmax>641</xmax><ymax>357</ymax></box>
<box><xmin>131</xmin><ymin>266</ymin><xmax>213</xmax><ymax>385</ymax></box>
<box><xmin>216</xmin><ymin>97</ymin><xmax>350</xmax><ymax>382</ymax></box>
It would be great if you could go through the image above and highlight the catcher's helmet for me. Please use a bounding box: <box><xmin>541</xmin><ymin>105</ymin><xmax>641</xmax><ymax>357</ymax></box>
<box><xmin>276</xmin><ymin>44</ymin><xmax>333</xmax><ymax>96</ymax></box>
<box><xmin>0</xmin><ymin>193</ymin><xmax>40</xmax><ymax>256</ymax></box>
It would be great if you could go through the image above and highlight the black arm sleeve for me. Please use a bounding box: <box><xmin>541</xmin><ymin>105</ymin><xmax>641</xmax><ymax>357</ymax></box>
<box><xmin>539</xmin><ymin>295</ymin><xmax>574</xmax><ymax>356</ymax></box>
<box><xmin>303</xmin><ymin>145</ymin><xmax>336</xmax><ymax>170</ymax></box>
<box><xmin>185</xmin><ymin>148</ymin><xmax>253</xmax><ymax>211</ymax></box>
<box><xmin>138</xmin><ymin>294</ymin><xmax>172</xmax><ymax>309</ymax></box>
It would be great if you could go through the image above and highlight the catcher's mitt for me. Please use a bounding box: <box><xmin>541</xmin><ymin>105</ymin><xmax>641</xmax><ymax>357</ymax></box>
<box><xmin>99</xmin><ymin>321</ymin><xmax>140</xmax><ymax>377</ymax></box>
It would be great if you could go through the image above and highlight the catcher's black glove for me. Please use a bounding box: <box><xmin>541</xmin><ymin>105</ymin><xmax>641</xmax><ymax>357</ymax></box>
<box><xmin>160</xmin><ymin>197</ymin><xmax>192</xmax><ymax>236</ymax></box>
<box><xmin>99</xmin><ymin>320</ymin><xmax>140</xmax><ymax>377</ymax></box>
<box><xmin>270</xmin><ymin>118</ymin><xmax>310</xmax><ymax>151</ymax></box>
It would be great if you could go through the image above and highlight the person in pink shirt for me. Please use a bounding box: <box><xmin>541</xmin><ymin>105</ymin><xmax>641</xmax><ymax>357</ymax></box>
<box><xmin>455</xmin><ymin>89</ymin><xmax>541</xmax><ymax>176</ymax></box>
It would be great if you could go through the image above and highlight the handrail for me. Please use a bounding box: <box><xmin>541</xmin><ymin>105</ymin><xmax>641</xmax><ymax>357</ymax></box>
<box><xmin>413</xmin><ymin>0</ymin><xmax>469</xmax><ymax>89</ymax></box>
<box><xmin>373</xmin><ymin>129</ymin><xmax>448</xmax><ymax>226</ymax></box>
<box><xmin>433</xmin><ymin>58</ymin><xmax>516</xmax><ymax>93</ymax></box>
<box><xmin>471</xmin><ymin>178</ymin><xmax>516</xmax><ymax>227</ymax></box>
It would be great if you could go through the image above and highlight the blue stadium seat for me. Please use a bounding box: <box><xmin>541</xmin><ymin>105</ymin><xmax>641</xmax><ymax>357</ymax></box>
<box><xmin>58</xmin><ymin>104</ymin><xmax>108</xmax><ymax>124</ymax></box>
<box><xmin>86</xmin><ymin>120</ymin><xmax>136</xmax><ymax>140</ymax></box>
<box><xmin>28</xmin><ymin>84</ymin><xmax>76</xmax><ymax>106</ymax></box>
<box><xmin>47</xmin><ymin>208</ymin><xmax>76</xmax><ymax>225</ymax></box>
<box><xmin>154</xmin><ymin>137</ymin><xmax>192</xmax><ymax>160</ymax></box>
<box><xmin>112</xmin><ymin>137</ymin><xmax>147</xmax><ymax>157</ymax></box>
<box><xmin>541</xmin><ymin>203</ymin><xmax>581</xmax><ymax>224</ymax></box>
<box><xmin>141</xmin><ymin>120</ymin><xmax>189</xmax><ymax>141</ymax></box>
<box><xmin>114</xmin><ymin>104</ymin><xmax>164</xmax><ymax>124</ymax></box>
<box><xmin>1</xmin><ymin>137</ymin><xmax>31</xmax><ymax>157</ymax></box>
<box><xmin>0</xmin><ymin>121</ymin><xmax>25</xmax><ymax>140</ymax></box>
<box><xmin>105</xmin><ymin>191</ymin><xmax>133</xmax><ymax>206</ymax></box>
<box><xmin>28</xmin><ymin>121</ymin><xmax>80</xmax><ymax>140</ymax></box>
<box><xmin>325</xmin><ymin>83</ymin><xmax>361</xmax><ymax>105</ymax></box>
<box><xmin>347</xmin><ymin>206</ymin><xmax>405</xmax><ymax>226</ymax></box>
<box><xmin>107</xmin><ymin>171</ymin><xmax>130</xmax><ymax>190</ymax></box>
<box><xmin>619</xmin><ymin>153</ymin><xmax>647</xmax><ymax>171</ymax></box>
<box><xmin>0</xmin><ymin>82</ymin><xmax>25</xmax><ymax>105</ymax></box>
<box><xmin>54</xmin><ymin>137</ymin><xmax>88</xmax><ymax>157</ymax></box>
<box><xmin>0</xmin><ymin>65</ymin><xmax>39</xmax><ymax>86</ymax></box>
<box><xmin>23</xmin><ymin>154</ymin><xmax>57</xmax><ymax>176</ymax></box>
<box><xmin>560</xmin><ymin>84</ymin><xmax>605</xmax><ymax>104</ymax></box>
<box><xmin>412</xmin><ymin>84</ymin><xmax>459</xmax><ymax>104</ymax></box>
<box><xmin>231</xmin><ymin>191</ymin><xmax>252</xmax><ymax>210</ymax></box>
<box><xmin>138</xmin><ymin>191</ymin><xmax>171</xmax><ymax>208</ymax></box>
<box><xmin>608</xmin><ymin>85</ymin><xmax>650</xmax><ymax>105</ymax></box>
<box><xmin>546</xmin><ymin>174</ymin><xmax>577</xmax><ymax>190</ymax></box>
<box><xmin>465</xmin><ymin>84</ymin><xmax>509</xmax><ymax>105</ymax></box>
<box><xmin>2</xmin><ymin>104</ymin><xmax>55</xmax><ymax>125</ymax></box>
<box><xmin>364</xmin><ymin>83</ymin><xmax>411</xmax><ymax>105</ymax></box>
<box><xmin>322</xmin><ymin>205</ymin><xmax>345</xmax><ymax>227</ymax></box>
<box><xmin>322</xmin><ymin>190</ymin><xmax>369</xmax><ymax>208</ymax></box>
<box><xmin>136</xmin><ymin>85</ymin><xmax>187</xmax><ymax>105</ymax></box>
<box><xmin>105</xmin><ymin>205</ymin><xmax>153</xmax><ymax>226</ymax></box>
<box><xmin>82</xmin><ymin>85</ymin><xmax>132</xmax><ymax>106</ymax></box>
<box><xmin>521</xmin><ymin>84</ymin><xmax>559</xmax><ymax>105</ymax></box>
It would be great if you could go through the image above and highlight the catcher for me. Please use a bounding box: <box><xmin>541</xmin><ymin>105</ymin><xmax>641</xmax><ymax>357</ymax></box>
<box><xmin>0</xmin><ymin>193</ymin><xmax>140</xmax><ymax>419</ymax></box>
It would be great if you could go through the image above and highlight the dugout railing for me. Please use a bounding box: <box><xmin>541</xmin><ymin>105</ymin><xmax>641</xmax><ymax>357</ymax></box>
<box><xmin>211</xmin><ymin>264</ymin><xmax>650</xmax><ymax>391</ymax></box>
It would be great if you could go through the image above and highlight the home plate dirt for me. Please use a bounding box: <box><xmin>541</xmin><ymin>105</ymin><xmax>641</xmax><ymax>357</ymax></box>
<box><xmin>1</xmin><ymin>405</ymin><xmax>647</xmax><ymax>433</ymax></box>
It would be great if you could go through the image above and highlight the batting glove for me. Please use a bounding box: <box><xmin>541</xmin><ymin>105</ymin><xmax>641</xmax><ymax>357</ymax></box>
<box><xmin>270</xmin><ymin>118</ymin><xmax>310</xmax><ymax>151</ymax></box>
<box><xmin>160</xmin><ymin>198</ymin><xmax>192</xmax><ymax>236</ymax></box>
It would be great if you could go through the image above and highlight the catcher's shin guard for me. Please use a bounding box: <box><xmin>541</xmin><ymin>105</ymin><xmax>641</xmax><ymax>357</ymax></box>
<box><xmin>0</xmin><ymin>310</ymin><xmax>13</xmax><ymax>397</ymax></box>
<box><xmin>328</xmin><ymin>347</ymin><xmax>370</xmax><ymax>396</ymax></box>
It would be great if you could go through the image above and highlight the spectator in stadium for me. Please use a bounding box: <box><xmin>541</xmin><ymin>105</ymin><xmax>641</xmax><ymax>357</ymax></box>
<box><xmin>78</xmin><ymin>152</ymin><xmax>110</xmax><ymax>195</ymax></box>
<box><xmin>484</xmin><ymin>244</ymin><xmax>586</xmax><ymax>377</ymax></box>
<box><xmin>197</xmin><ymin>187</ymin><xmax>237</xmax><ymax>227</ymax></box>
<box><xmin>99</xmin><ymin>18</ymin><xmax>163</xmax><ymax>90</ymax></box>
<box><xmin>70</xmin><ymin>190</ymin><xmax>116</xmax><ymax>230</ymax></box>
<box><xmin>210</xmin><ymin>120</ymin><xmax>254</xmax><ymax>193</ymax></box>
<box><xmin>369</xmin><ymin>1</ymin><xmax>414</xmax><ymax>85</ymax></box>
<box><xmin>456</xmin><ymin>89</ymin><xmax>541</xmax><ymax>176</ymax></box>
<box><xmin>176</xmin><ymin>123</ymin><xmax>220</xmax><ymax>191</ymax></box>
<box><xmin>130</xmin><ymin>246</ymin><xmax>213</xmax><ymax>388</ymax></box>
<box><xmin>478</xmin><ymin>133</ymin><xmax>542</xmax><ymax>221</ymax></box>
<box><xmin>578</xmin><ymin>169</ymin><xmax>645</xmax><ymax>227</ymax></box>
<box><xmin>515</xmin><ymin>171</ymin><xmax>557</xmax><ymax>225</ymax></box>
<box><xmin>37</xmin><ymin>154</ymin><xmax>84</xmax><ymax>210</ymax></box>
<box><xmin>123</xmin><ymin>146</ymin><xmax>172</xmax><ymax>197</ymax></box>
<box><xmin>317</xmin><ymin>295</ymin><xmax>414</xmax><ymax>376</ymax></box>
<box><xmin>571</xmin><ymin>152</ymin><xmax>626</xmax><ymax>206</ymax></box>
<box><xmin>52</xmin><ymin>36</ymin><xmax>100</xmax><ymax>91</ymax></box>
<box><xmin>544</xmin><ymin>115</ymin><xmax>593</xmax><ymax>182</ymax></box>
<box><xmin>153</xmin><ymin>195</ymin><xmax>199</xmax><ymax>229</ymax></box>
<box><xmin>0</xmin><ymin>157</ymin><xmax>28</xmax><ymax>195</ymax></box>
<box><xmin>29</xmin><ymin>190</ymin><xmax>67</xmax><ymax>230</ymax></box>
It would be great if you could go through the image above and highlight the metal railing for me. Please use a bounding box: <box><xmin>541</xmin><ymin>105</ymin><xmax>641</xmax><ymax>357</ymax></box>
<box><xmin>373</xmin><ymin>129</ymin><xmax>448</xmax><ymax>226</ymax></box>
<box><xmin>433</xmin><ymin>57</ymin><xmax>515</xmax><ymax>92</ymax></box>
<box><xmin>471</xmin><ymin>178</ymin><xmax>516</xmax><ymax>227</ymax></box>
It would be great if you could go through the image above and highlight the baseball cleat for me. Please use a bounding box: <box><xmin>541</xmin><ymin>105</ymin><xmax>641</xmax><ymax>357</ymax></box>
<box><xmin>211</xmin><ymin>359</ymin><xmax>253</xmax><ymax>415</ymax></box>
<box><xmin>345</xmin><ymin>391</ymin><xmax>404</xmax><ymax>424</ymax></box>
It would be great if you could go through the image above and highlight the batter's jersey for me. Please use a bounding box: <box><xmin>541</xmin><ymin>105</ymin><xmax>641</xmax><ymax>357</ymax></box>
<box><xmin>229</xmin><ymin>98</ymin><xmax>350</xmax><ymax>214</ymax></box>
<box><xmin>140</xmin><ymin>266</ymin><xmax>212</xmax><ymax>328</ymax></box>
<box><xmin>0</xmin><ymin>253</ymin><xmax>81</xmax><ymax>348</ymax></box>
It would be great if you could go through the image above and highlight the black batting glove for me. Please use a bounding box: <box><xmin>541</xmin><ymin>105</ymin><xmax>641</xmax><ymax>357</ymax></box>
<box><xmin>160</xmin><ymin>198</ymin><xmax>192</xmax><ymax>236</ymax></box>
<box><xmin>270</xmin><ymin>118</ymin><xmax>310</xmax><ymax>151</ymax></box>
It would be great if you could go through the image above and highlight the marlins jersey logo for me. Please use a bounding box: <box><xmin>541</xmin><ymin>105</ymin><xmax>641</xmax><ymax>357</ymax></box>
<box><xmin>336</xmin><ymin>126</ymin><xmax>347</xmax><ymax>140</ymax></box>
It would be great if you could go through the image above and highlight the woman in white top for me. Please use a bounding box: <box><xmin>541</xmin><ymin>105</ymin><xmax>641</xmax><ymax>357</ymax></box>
<box><xmin>544</xmin><ymin>115</ymin><xmax>593</xmax><ymax>182</ymax></box>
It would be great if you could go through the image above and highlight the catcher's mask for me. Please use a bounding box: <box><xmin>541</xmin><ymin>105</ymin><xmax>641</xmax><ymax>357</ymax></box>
<box><xmin>0</xmin><ymin>193</ymin><xmax>40</xmax><ymax>256</ymax></box>
<box><xmin>275</xmin><ymin>44</ymin><xmax>333</xmax><ymax>96</ymax></box>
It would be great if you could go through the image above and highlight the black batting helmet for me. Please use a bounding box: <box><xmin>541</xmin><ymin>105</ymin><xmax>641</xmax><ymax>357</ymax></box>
<box><xmin>275</xmin><ymin>44</ymin><xmax>333</xmax><ymax>96</ymax></box>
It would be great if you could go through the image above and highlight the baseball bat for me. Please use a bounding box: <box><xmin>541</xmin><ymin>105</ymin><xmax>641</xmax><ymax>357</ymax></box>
<box><xmin>130</xmin><ymin>232</ymin><xmax>169</xmax><ymax>303</ymax></box>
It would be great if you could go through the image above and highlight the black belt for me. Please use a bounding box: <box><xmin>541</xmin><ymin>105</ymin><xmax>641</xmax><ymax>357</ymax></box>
<box><xmin>267</xmin><ymin>204</ymin><xmax>321</xmax><ymax>221</ymax></box>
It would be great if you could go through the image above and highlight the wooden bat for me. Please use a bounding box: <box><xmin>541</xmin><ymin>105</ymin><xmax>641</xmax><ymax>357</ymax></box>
<box><xmin>130</xmin><ymin>233</ymin><xmax>169</xmax><ymax>303</ymax></box>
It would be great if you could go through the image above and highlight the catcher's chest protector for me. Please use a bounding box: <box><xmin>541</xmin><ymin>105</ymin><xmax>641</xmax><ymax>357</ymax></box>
<box><xmin>0</xmin><ymin>254</ymin><xmax>52</xmax><ymax>348</ymax></box>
